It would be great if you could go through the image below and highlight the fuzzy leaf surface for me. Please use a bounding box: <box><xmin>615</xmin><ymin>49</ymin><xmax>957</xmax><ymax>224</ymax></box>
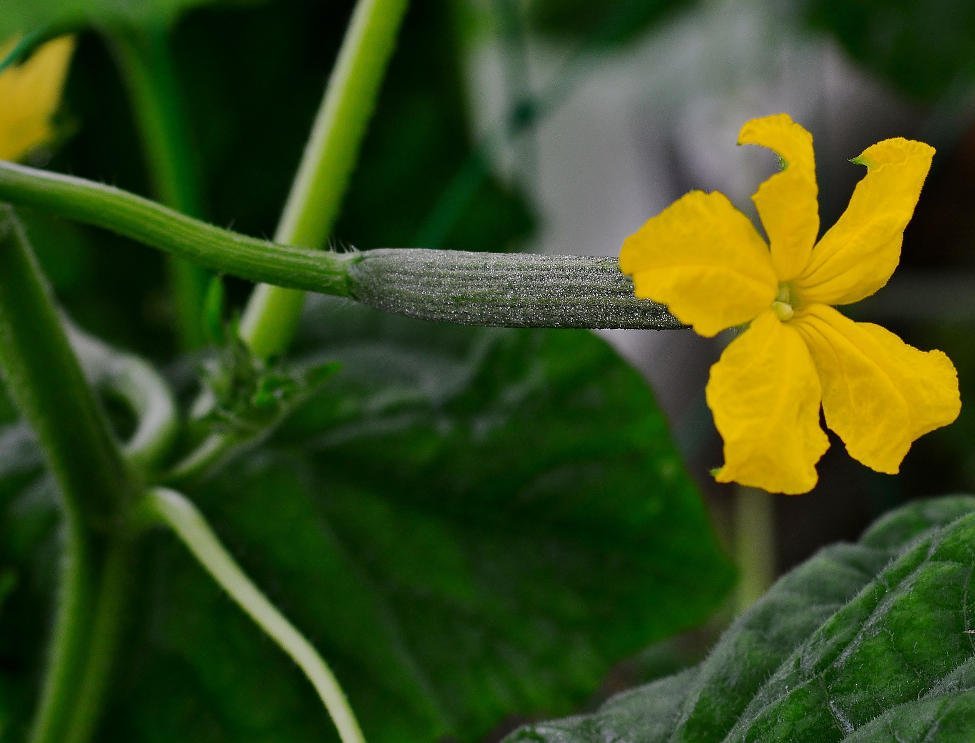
<box><xmin>509</xmin><ymin>495</ymin><xmax>975</xmax><ymax>742</ymax></box>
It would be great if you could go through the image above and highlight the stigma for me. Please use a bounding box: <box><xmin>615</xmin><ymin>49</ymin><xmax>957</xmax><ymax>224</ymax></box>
<box><xmin>772</xmin><ymin>283</ymin><xmax>794</xmax><ymax>321</ymax></box>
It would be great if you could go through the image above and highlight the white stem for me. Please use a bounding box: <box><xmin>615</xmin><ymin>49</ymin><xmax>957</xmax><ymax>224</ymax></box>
<box><xmin>144</xmin><ymin>487</ymin><xmax>365</xmax><ymax>743</ymax></box>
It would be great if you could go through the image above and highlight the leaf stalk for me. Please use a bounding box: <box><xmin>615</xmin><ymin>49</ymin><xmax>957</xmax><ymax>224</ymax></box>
<box><xmin>142</xmin><ymin>487</ymin><xmax>366</xmax><ymax>743</ymax></box>
<box><xmin>110</xmin><ymin>24</ymin><xmax>210</xmax><ymax>348</ymax></box>
<box><xmin>239</xmin><ymin>0</ymin><xmax>411</xmax><ymax>357</ymax></box>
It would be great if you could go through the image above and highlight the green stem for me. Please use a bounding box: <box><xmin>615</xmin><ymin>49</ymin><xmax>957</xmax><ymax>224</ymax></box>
<box><xmin>61</xmin><ymin>539</ymin><xmax>132</xmax><ymax>743</ymax></box>
<box><xmin>164</xmin><ymin>433</ymin><xmax>233</xmax><ymax>485</ymax></box>
<box><xmin>68</xmin><ymin>325</ymin><xmax>179</xmax><ymax>472</ymax></box>
<box><xmin>239</xmin><ymin>0</ymin><xmax>409</xmax><ymax>358</ymax></box>
<box><xmin>0</xmin><ymin>207</ymin><xmax>136</xmax><ymax>526</ymax></box>
<box><xmin>733</xmin><ymin>487</ymin><xmax>776</xmax><ymax>612</ymax></box>
<box><xmin>141</xmin><ymin>488</ymin><xmax>365</xmax><ymax>743</ymax></box>
<box><xmin>110</xmin><ymin>25</ymin><xmax>209</xmax><ymax>349</ymax></box>
<box><xmin>30</xmin><ymin>520</ymin><xmax>91</xmax><ymax>743</ymax></box>
<box><xmin>0</xmin><ymin>163</ymin><xmax>680</xmax><ymax>330</ymax></box>
<box><xmin>0</xmin><ymin>162</ymin><xmax>352</xmax><ymax>295</ymax></box>
<box><xmin>0</xmin><ymin>208</ymin><xmax>139</xmax><ymax>743</ymax></box>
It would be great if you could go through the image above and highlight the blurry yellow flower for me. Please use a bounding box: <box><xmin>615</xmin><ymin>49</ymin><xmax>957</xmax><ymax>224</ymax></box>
<box><xmin>0</xmin><ymin>35</ymin><xmax>75</xmax><ymax>162</ymax></box>
<box><xmin>620</xmin><ymin>113</ymin><xmax>960</xmax><ymax>495</ymax></box>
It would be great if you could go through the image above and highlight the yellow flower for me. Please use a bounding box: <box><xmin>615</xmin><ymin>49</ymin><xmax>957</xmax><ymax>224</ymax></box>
<box><xmin>620</xmin><ymin>113</ymin><xmax>960</xmax><ymax>495</ymax></box>
<box><xmin>0</xmin><ymin>35</ymin><xmax>75</xmax><ymax>162</ymax></box>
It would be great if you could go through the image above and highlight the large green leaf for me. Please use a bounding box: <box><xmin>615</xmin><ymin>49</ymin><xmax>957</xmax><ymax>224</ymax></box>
<box><xmin>84</xmin><ymin>301</ymin><xmax>731</xmax><ymax>742</ymax></box>
<box><xmin>509</xmin><ymin>495</ymin><xmax>975</xmax><ymax>742</ymax></box>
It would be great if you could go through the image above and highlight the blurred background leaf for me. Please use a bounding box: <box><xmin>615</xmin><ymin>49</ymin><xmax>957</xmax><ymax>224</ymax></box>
<box><xmin>803</xmin><ymin>0</ymin><xmax>975</xmax><ymax>102</ymax></box>
<box><xmin>526</xmin><ymin>0</ymin><xmax>698</xmax><ymax>49</ymax></box>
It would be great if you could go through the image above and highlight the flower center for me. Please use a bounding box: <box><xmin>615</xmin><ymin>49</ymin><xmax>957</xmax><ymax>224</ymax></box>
<box><xmin>772</xmin><ymin>283</ymin><xmax>795</xmax><ymax>322</ymax></box>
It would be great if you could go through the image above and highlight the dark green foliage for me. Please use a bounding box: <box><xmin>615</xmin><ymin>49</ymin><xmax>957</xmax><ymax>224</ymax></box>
<box><xmin>510</xmin><ymin>496</ymin><xmax>975</xmax><ymax>742</ymax></box>
<box><xmin>0</xmin><ymin>306</ymin><xmax>734</xmax><ymax>741</ymax></box>
<box><xmin>0</xmin><ymin>2</ymin><xmax>737</xmax><ymax>741</ymax></box>
<box><xmin>527</xmin><ymin>0</ymin><xmax>698</xmax><ymax>49</ymax></box>
<box><xmin>804</xmin><ymin>0</ymin><xmax>975</xmax><ymax>102</ymax></box>
<box><xmin>99</xmin><ymin>301</ymin><xmax>732</xmax><ymax>742</ymax></box>
<box><xmin>0</xmin><ymin>429</ymin><xmax>57</xmax><ymax>743</ymax></box>
<box><xmin>0</xmin><ymin>0</ymin><xmax>251</xmax><ymax>37</ymax></box>
<box><xmin>199</xmin><ymin>330</ymin><xmax>337</xmax><ymax>436</ymax></box>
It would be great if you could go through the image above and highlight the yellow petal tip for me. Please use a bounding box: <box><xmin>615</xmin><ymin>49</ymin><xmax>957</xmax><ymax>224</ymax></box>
<box><xmin>850</xmin><ymin>138</ymin><xmax>935</xmax><ymax>170</ymax></box>
<box><xmin>736</xmin><ymin>113</ymin><xmax>799</xmax><ymax>147</ymax></box>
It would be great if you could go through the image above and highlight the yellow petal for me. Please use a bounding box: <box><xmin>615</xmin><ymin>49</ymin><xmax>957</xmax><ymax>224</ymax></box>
<box><xmin>738</xmin><ymin>113</ymin><xmax>819</xmax><ymax>282</ymax></box>
<box><xmin>794</xmin><ymin>304</ymin><xmax>960</xmax><ymax>474</ymax></box>
<box><xmin>0</xmin><ymin>35</ymin><xmax>75</xmax><ymax>162</ymax></box>
<box><xmin>796</xmin><ymin>138</ymin><xmax>934</xmax><ymax>306</ymax></box>
<box><xmin>620</xmin><ymin>190</ymin><xmax>777</xmax><ymax>337</ymax></box>
<box><xmin>706</xmin><ymin>310</ymin><xmax>829</xmax><ymax>494</ymax></box>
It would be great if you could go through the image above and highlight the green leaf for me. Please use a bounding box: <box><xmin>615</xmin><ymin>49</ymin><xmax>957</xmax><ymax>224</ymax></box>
<box><xmin>197</xmin><ymin>330</ymin><xmax>338</xmax><ymax>437</ymax></box>
<box><xmin>508</xmin><ymin>495</ymin><xmax>975</xmax><ymax>742</ymax></box>
<box><xmin>93</xmin><ymin>302</ymin><xmax>732</xmax><ymax>742</ymax></box>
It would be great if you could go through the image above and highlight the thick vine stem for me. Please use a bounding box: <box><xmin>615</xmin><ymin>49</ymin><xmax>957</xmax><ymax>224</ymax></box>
<box><xmin>0</xmin><ymin>207</ymin><xmax>137</xmax><ymax>525</ymax></box>
<box><xmin>0</xmin><ymin>207</ymin><xmax>140</xmax><ymax>743</ymax></box>
<box><xmin>141</xmin><ymin>488</ymin><xmax>365</xmax><ymax>743</ymax></box>
<box><xmin>0</xmin><ymin>162</ymin><xmax>681</xmax><ymax>329</ymax></box>
<box><xmin>59</xmin><ymin>538</ymin><xmax>133</xmax><ymax>743</ymax></box>
<box><xmin>0</xmin><ymin>162</ymin><xmax>352</xmax><ymax>296</ymax></box>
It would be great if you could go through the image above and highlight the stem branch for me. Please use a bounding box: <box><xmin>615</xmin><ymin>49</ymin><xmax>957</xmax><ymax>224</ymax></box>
<box><xmin>0</xmin><ymin>162</ymin><xmax>352</xmax><ymax>295</ymax></box>
<box><xmin>60</xmin><ymin>539</ymin><xmax>132</xmax><ymax>743</ymax></box>
<box><xmin>239</xmin><ymin>0</ymin><xmax>409</xmax><ymax>358</ymax></box>
<box><xmin>69</xmin><ymin>325</ymin><xmax>179</xmax><ymax>472</ymax></box>
<box><xmin>142</xmin><ymin>487</ymin><xmax>365</xmax><ymax>743</ymax></box>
